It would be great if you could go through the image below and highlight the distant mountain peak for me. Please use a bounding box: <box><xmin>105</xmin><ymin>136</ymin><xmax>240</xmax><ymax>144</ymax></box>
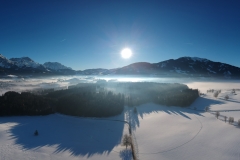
<box><xmin>20</xmin><ymin>57</ymin><xmax>34</xmax><ymax>61</ymax></box>
<box><xmin>10</xmin><ymin>57</ymin><xmax>42</xmax><ymax>68</ymax></box>
<box><xmin>0</xmin><ymin>54</ymin><xmax>15</xmax><ymax>68</ymax></box>
<box><xmin>113</xmin><ymin>56</ymin><xmax>240</xmax><ymax>78</ymax></box>
<box><xmin>0</xmin><ymin>54</ymin><xmax>6</xmax><ymax>59</ymax></box>
<box><xmin>43</xmin><ymin>62</ymin><xmax>72</xmax><ymax>70</ymax></box>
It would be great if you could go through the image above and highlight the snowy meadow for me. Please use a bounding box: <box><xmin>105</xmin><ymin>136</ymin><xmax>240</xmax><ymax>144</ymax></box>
<box><xmin>0</xmin><ymin>75</ymin><xmax>240</xmax><ymax>160</ymax></box>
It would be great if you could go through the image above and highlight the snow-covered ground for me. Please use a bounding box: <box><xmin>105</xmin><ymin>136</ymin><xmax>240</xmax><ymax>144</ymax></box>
<box><xmin>127</xmin><ymin>82</ymin><xmax>240</xmax><ymax>160</ymax></box>
<box><xmin>1</xmin><ymin>77</ymin><xmax>240</xmax><ymax>160</ymax></box>
<box><xmin>219</xmin><ymin>111</ymin><xmax>240</xmax><ymax>120</ymax></box>
<box><xmin>188</xmin><ymin>91</ymin><xmax>240</xmax><ymax>112</ymax></box>
<box><xmin>185</xmin><ymin>81</ymin><xmax>240</xmax><ymax>93</ymax></box>
<box><xmin>121</xmin><ymin>80</ymin><xmax>240</xmax><ymax>160</ymax></box>
<box><xmin>0</xmin><ymin>114</ymin><xmax>131</xmax><ymax>160</ymax></box>
<box><xmin>132</xmin><ymin>103</ymin><xmax>240</xmax><ymax>160</ymax></box>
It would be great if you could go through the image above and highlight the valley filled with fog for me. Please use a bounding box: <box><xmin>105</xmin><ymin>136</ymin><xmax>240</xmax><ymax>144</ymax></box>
<box><xmin>1</xmin><ymin>75</ymin><xmax>239</xmax><ymax>95</ymax></box>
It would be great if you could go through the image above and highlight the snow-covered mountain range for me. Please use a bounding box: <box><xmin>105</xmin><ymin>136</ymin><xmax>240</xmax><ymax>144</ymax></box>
<box><xmin>0</xmin><ymin>54</ymin><xmax>73</xmax><ymax>75</ymax></box>
<box><xmin>0</xmin><ymin>54</ymin><xmax>240</xmax><ymax>78</ymax></box>
<box><xmin>0</xmin><ymin>54</ymin><xmax>16</xmax><ymax>68</ymax></box>
<box><xmin>10</xmin><ymin>57</ymin><xmax>45</xmax><ymax>69</ymax></box>
<box><xmin>113</xmin><ymin>57</ymin><xmax>240</xmax><ymax>78</ymax></box>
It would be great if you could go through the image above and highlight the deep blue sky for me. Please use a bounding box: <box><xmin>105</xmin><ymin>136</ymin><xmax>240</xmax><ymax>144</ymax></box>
<box><xmin>0</xmin><ymin>0</ymin><xmax>240</xmax><ymax>70</ymax></box>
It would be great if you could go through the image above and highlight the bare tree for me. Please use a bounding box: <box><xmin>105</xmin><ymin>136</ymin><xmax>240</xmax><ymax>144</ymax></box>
<box><xmin>213</xmin><ymin>91</ymin><xmax>219</xmax><ymax>98</ymax></box>
<box><xmin>122</xmin><ymin>134</ymin><xmax>132</xmax><ymax>149</ymax></box>
<box><xmin>215</xmin><ymin>111</ymin><xmax>220</xmax><ymax>119</ymax></box>
<box><xmin>207</xmin><ymin>89</ymin><xmax>214</xmax><ymax>93</ymax></box>
<box><xmin>205</xmin><ymin>106</ymin><xmax>209</xmax><ymax>112</ymax></box>
<box><xmin>224</xmin><ymin>95</ymin><xmax>229</xmax><ymax>100</ymax></box>
<box><xmin>229</xmin><ymin>117</ymin><xmax>234</xmax><ymax>124</ymax></box>
<box><xmin>198</xmin><ymin>90</ymin><xmax>205</xmax><ymax>96</ymax></box>
<box><xmin>224</xmin><ymin>116</ymin><xmax>227</xmax><ymax>122</ymax></box>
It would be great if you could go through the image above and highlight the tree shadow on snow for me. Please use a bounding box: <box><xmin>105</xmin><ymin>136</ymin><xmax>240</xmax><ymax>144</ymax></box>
<box><xmin>119</xmin><ymin>149</ymin><xmax>132</xmax><ymax>160</ymax></box>
<box><xmin>190</xmin><ymin>96</ymin><xmax>225</xmax><ymax>110</ymax></box>
<box><xmin>126</xmin><ymin>96</ymin><xmax>225</xmax><ymax>131</ymax></box>
<box><xmin>0</xmin><ymin>113</ymin><xmax>125</xmax><ymax>158</ymax></box>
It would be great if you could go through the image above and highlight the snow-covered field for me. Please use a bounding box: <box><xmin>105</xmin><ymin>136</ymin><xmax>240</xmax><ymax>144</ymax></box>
<box><xmin>219</xmin><ymin>111</ymin><xmax>240</xmax><ymax>120</ymax></box>
<box><xmin>185</xmin><ymin>81</ymin><xmax>240</xmax><ymax>93</ymax></box>
<box><xmin>1</xmin><ymin>76</ymin><xmax>240</xmax><ymax>160</ymax></box>
<box><xmin>130</xmin><ymin>83</ymin><xmax>240</xmax><ymax>160</ymax></box>
<box><xmin>187</xmin><ymin>91</ymin><xmax>240</xmax><ymax>112</ymax></box>
<box><xmin>0</xmin><ymin>114</ymin><xmax>131</xmax><ymax>160</ymax></box>
<box><xmin>131</xmin><ymin>103</ymin><xmax>240</xmax><ymax>160</ymax></box>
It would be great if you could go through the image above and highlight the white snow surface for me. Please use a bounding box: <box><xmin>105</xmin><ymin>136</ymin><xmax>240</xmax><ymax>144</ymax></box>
<box><xmin>0</xmin><ymin>114</ymin><xmax>130</xmax><ymax>160</ymax></box>
<box><xmin>7</xmin><ymin>75</ymin><xmax>18</xmax><ymax>78</ymax></box>
<box><xmin>219</xmin><ymin>111</ymin><xmax>240</xmax><ymax>120</ymax></box>
<box><xmin>132</xmin><ymin>104</ymin><xmax>240</xmax><ymax>160</ymax></box>
<box><xmin>185</xmin><ymin>81</ymin><xmax>240</xmax><ymax>93</ymax></box>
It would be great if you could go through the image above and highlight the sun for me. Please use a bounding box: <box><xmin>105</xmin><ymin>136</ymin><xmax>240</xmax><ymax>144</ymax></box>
<box><xmin>121</xmin><ymin>48</ymin><xmax>132</xmax><ymax>59</ymax></box>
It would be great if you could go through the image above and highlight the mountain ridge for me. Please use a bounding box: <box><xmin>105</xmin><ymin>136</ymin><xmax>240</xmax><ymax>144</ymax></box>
<box><xmin>43</xmin><ymin>62</ymin><xmax>72</xmax><ymax>71</ymax></box>
<box><xmin>0</xmin><ymin>54</ymin><xmax>239</xmax><ymax>78</ymax></box>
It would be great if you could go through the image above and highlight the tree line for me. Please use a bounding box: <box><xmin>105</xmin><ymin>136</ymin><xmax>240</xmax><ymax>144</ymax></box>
<box><xmin>0</xmin><ymin>82</ymin><xmax>199</xmax><ymax>117</ymax></box>
<box><xmin>0</xmin><ymin>91</ymin><xmax>55</xmax><ymax>116</ymax></box>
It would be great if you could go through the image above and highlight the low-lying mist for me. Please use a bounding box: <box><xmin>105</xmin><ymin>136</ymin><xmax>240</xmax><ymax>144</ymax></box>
<box><xmin>0</xmin><ymin>75</ymin><xmax>239</xmax><ymax>95</ymax></box>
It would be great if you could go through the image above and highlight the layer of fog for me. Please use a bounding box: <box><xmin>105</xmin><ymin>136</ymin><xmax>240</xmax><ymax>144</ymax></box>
<box><xmin>0</xmin><ymin>75</ymin><xmax>239</xmax><ymax>95</ymax></box>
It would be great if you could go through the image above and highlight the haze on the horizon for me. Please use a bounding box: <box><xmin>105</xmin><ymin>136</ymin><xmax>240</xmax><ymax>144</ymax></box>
<box><xmin>0</xmin><ymin>0</ymin><xmax>240</xmax><ymax>70</ymax></box>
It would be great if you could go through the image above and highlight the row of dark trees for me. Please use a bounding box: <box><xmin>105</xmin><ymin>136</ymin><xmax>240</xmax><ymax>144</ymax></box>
<box><xmin>0</xmin><ymin>91</ymin><xmax>55</xmax><ymax>116</ymax></box>
<box><xmin>0</xmin><ymin>82</ymin><xmax>199</xmax><ymax>117</ymax></box>
<box><xmin>55</xmin><ymin>90</ymin><xmax>124</xmax><ymax>117</ymax></box>
<box><xmin>125</xmin><ymin>89</ymin><xmax>198</xmax><ymax>107</ymax></box>
<box><xmin>121</xmin><ymin>82</ymin><xmax>198</xmax><ymax>107</ymax></box>
<box><xmin>46</xmin><ymin>85</ymin><xmax>125</xmax><ymax>117</ymax></box>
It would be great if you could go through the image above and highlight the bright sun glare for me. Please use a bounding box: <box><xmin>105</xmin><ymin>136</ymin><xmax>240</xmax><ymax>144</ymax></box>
<box><xmin>121</xmin><ymin>48</ymin><xmax>132</xmax><ymax>59</ymax></box>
